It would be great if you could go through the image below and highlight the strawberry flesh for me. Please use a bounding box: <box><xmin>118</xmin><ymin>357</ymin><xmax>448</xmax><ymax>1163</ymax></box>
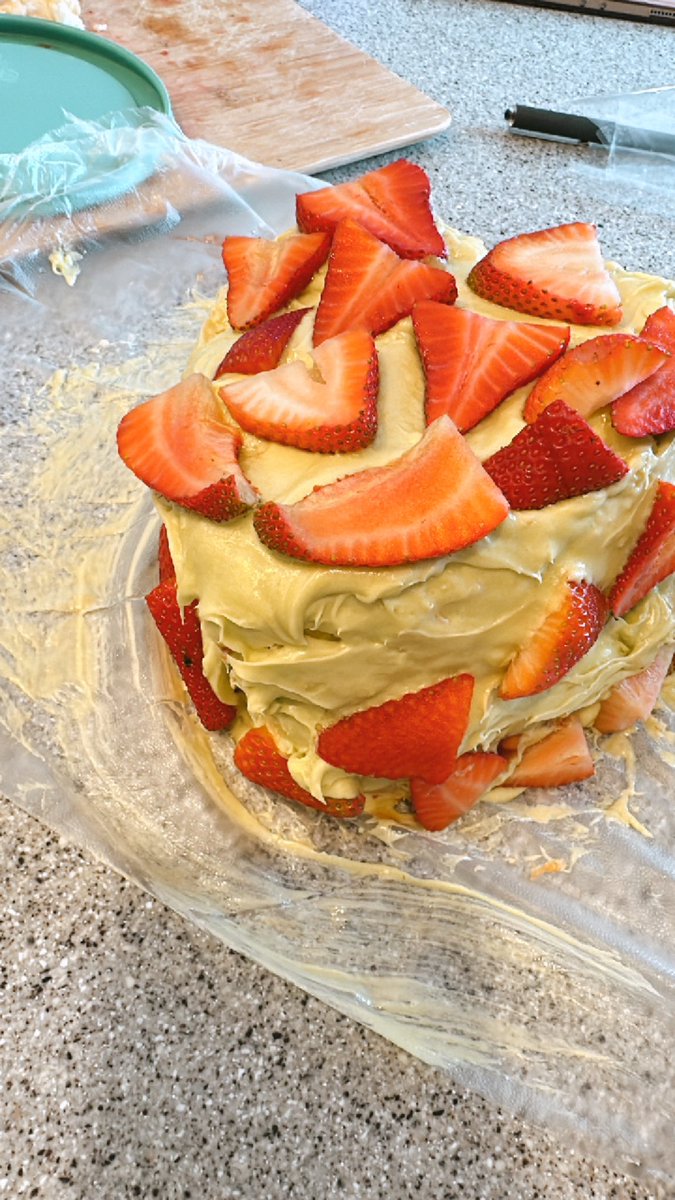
<box><xmin>313</xmin><ymin>220</ymin><xmax>456</xmax><ymax>345</ymax></box>
<box><xmin>467</xmin><ymin>222</ymin><xmax>623</xmax><ymax>326</ymax></box>
<box><xmin>296</xmin><ymin>159</ymin><xmax>447</xmax><ymax>260</ymax></box>
<box><xmin>410</xmin><ymin>751</ymin><xmax>507</xmax><ymax>830</ymax></box>
<box><xmin>412</xmin><ymin>300</ymin><xmax>569</xmax><ymax>432</ymax></box>
<box><xmin>505</xmin><ymin>719</ymin><xmax>595</xmax><ymax>788</ymax></box>
<box><xmin>117</xmin><ymin>374</ymin><xmax>259</xmax><ymax>522</ymax></box>
<box><xmin>594</xmin><ymin>645</ymin><xmax>673</xmax><ymax>733</ymax></box>
<box><xmin>612</xmin><ymin>307</ymin><xmax>675</xmax><ymax>437</ymax></box>
<box><xmin>524</xmin><ymin>332</ymin><xmax>667</xmax><ymax>424</ymax></box>
<box><xmin>220</xmin><ymin>329</ymin><xmax>379</xmax><ymax>453</ymax></box>
<box><xmin>500</xmin><ymin>579</ymin><xmax>609</xmax><ymax>700</ymax></box>
<box><xmin>610</xmin><ymin>480</ymin><xmax>675</xmax><ymax>617</ymax></box>
<box><xmin>483</xmin><ymin>399</ymin><xmax>629</xmax><ymax>510</ymax></box>
<box><xmin>318</xmin><ymin>674</ymin><xmax>475</xmax><ymax>785</ymax></box>
<box><xmin>214</xmin><ymin>309</ymin><xmax>310</xmax><ymax>378</ymax></box>
<box><xmin>234</xmin><ymin>726</ymin><xmax>365</xmax><ymax>818</ymax></box>
<box><xmin>222</xmin><ymin>231</ymin><xmax>330</xmax><ymax>330</ymax></box>
<box><xmin>146</xmin><ymin>579</ymin><xmax>237</xmax><ymax>732</ymax></box>
<box><xmin>253</xmin><ymin>415</ymin><xmax>510</xmax><ymax>567</ymax></box>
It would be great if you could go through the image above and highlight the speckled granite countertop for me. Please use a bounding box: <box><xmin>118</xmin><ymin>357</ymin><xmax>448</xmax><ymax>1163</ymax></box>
<box><xmin>2</xmin><ymin>2</ymin><xmax>674</xmax><ymax>1197</ymax></box>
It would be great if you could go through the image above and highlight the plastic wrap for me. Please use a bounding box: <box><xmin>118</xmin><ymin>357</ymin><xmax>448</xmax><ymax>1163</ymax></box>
<box><xmin>1</xmin><ymin>112</ymin><xmax>675</xmax><ymax>1188</ymax></box>
<box><xmin>570</xmin><ymin>86</ymin><xmax>675</xmax><ymax>219</ymax></box>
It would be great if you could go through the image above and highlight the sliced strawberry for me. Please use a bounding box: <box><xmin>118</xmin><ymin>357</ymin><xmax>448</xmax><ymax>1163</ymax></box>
<box><xmin>639</xmin><ymin>305</ymin><xmax>675</xmax><ymax>353</ymax></box>
<box><xmin>317</xmin><ymin>674</ymin><xmax>474</xmax><ymax>785</ymax></box>
<box><xmin>483</xmin><ymin>399</ymin><xmax>628</xmax><ymax>510</ymax></box>
<box><xmin>222</xmin><ymin>232</ymin><xmax>330</xmax><ymax>330</ymax></box>
<box><xmin>253</xmin><ymin>415</ymin><xmax>509</xmax><ymax>567</ymax></box>
<box><xmin>158</xmin><ymin>524</ymin><xmax>174</xmax><ymax>582</ymax></box>
<box><xmin>467</xmin><ymin>222</ymin><xmax>623</xmax><ymax>327</ymax></box>
<box><xmin>609</xmin><ymin>481</ymin><xmax>675</xmax><ymax>617</ymax></box>
<box><xmin>524</xmin><ymin>333</ymin><xmax>667</xmax><ymax>424</ymax></box>
<box><xmin>233</xmin><ymin>726</ymin><xmax>365</xmax><ymax>818</ymax></box>
<box><xmin>313</xmin><ymin>220</ymin><xmax>456</xmax><ymax>345</ymax></box>
<box><xmin>220</xmin><ymin>329</ymin><xmax>379</xmax><ymax>453</ymax></box>
<box><xmin>410</xmin><ymin>751</ymin><xmax>507</xmax><ymax>830</ymax></box>
<box><xmin>146</xmin><ymin>579</ymin><xmax>237</xmax><ymax>732</ymax></box>
<box><xmin>117</xmin><ymin>374</ymin><xmax>259</xmax><ymax>522</ymax></box>
<box><xmin>611</xmin><ymin>307</ymin><xmax>675</xmax><ymax>437</ymax></box>
<box><xmin>594</xmin><ymin>645</ymin><xmax>673</xmax><ymax>733</ymax></box>
<box><xmin>296</xmin><ymin>159</ymin><xmax>447</xmax><ymax>260</ymax></box>
<box><xmin>500</xmin><ymin>580</ymin><xmax>608</xmax><ymax>700</ymax></box>
<box><xmin>412</xmin><ymin>301</ymin><xmax>569</xmax><ymax>432</ymax></box>
<box><xmin>505</xmin><ymin>719</ymin><xmax>595</xmax><ymax>788</ymax></box>
<box><xmin>214</xmin><ymin>309</ymin><xmax>310</xmax><ymax>379</ymax></box>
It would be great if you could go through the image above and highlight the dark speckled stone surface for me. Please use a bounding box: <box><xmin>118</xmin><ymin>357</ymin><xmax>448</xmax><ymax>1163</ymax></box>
<box><xmin>2</xmin><ymin>1</ymin><xmax>674</xmax><ymax>1195</ymax></box>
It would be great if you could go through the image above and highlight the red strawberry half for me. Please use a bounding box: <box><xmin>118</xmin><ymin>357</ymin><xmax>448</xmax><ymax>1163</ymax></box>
<box><xmin>504</xmin><ymin>719</ymin><xmax>594</xmax><ymax>788</ymax></box>
<box><xmin>483</xmin><ymin>399</ymin><xmax>629</xmax><ymax>510</ymax></box>
<box><xmin>317</xmin><ymin>674</ymin><xmax>474</xmax><ymax>785</ymax></box>
<box><xmin>146</xmin><ymin>579</ymin><xmax>237</xmax><ymax>732</ymax></box>
<box><xmin>222</xmin><ymin>231</ymin><xmax>330</xmax><ymax>330</ymax></box>
<box><xmin>253</xmin><ymin>415</ymin><xmax>510</xmax><ymax>567</ymax></box>
<box><xmin>117</xmin><ymin>374</ymin><xmax>259</xmax><ymax>522</ymax></box>
<box><xmin>467</xmin><ymin>222</ymin><xmax>623</xmax><ymax>327</ymax></box>
<box><xmin>594</xmin><ymin>645</ymin><xmax>672</xmax><ymax>733</ymax></box>
<box><xmin>612</xmin><ymin>306</ymin><xmax>675</xmax><ymax>437</ymax></box>
<box><xmin>233</xmin><ymin>726</ymin><xmax>365</xmax><ymax>818</ymax></box>
<box><xmin>524</xmin><ymin>332</ymin><xmax>667</xmax><ymax>424</ymax></box>
<box><xmin>610</xmin><ymin>481</ymin><xmax>675</xmax><ymax>617</ymax></box>
<box><xmin>158</xmin><ymin>524</ymin><xmax>174</xmax><ymax>582</ymax></box>
<box><xmin>313</xmin><ymin>220</ymin><xmax>456</xmax><ymax>345</ymax></box>
<box><xmin>296</xmin><ymin>159</ymin><xmax>447</xmax><ymax>260</ymax></box>
<box><xmin>214</xmin><ymin>309</ymin><xmax>310</xmax><ymax>379</ymax></box>
<box><xmin>220</xmin><ymin>329</ymin><xmax>379</xmax><ymax>453</ymax></box>
<box><xmin>410</xmin><ymin>751</ymin><xmax>507</xmax><ymax>830</ymax></box>
<box><xmin>412</xmin><ymin>300</ymin><xmax>569</xmax><ymax>432</ymax></box>
<box><xmin>500</xmin><ymin>579</ymin><xmax>609</xmax><ymax>700</ymax></box>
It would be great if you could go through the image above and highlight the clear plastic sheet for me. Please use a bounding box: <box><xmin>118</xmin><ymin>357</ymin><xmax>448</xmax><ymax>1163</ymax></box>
<box><xmin>570</xmin><ymin>86</ymin><xmax>675</xmax><ymax>219</ymax></box>
<box><xmin>2</xmin><ymin>113</ymin><xmax>675</xmax><ymax>1188</ymax></box>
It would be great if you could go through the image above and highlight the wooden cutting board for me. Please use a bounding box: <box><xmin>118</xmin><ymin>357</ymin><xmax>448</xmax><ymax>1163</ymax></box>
<box><xmin>80</xmin><ymin>0</ymin><xmax>451</xmax><ymax>174</ymax></box>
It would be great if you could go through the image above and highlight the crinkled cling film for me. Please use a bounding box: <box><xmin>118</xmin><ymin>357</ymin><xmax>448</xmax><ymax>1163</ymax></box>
<box><xmin>1</xmin><ymin>110</ymin><xmax>674</xmax><ymax>1187</ymax></box>
<box><xmin>570</xmin><ymin>85</ymin><xmax>675</xmax><ymax>221</ymax></box>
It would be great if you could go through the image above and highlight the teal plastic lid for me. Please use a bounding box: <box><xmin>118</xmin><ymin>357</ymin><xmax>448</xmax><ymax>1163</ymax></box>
<box><xmin>0</xmin><ymin>15</ymin><xmax>172</xmax><ymax>153</ymax></box>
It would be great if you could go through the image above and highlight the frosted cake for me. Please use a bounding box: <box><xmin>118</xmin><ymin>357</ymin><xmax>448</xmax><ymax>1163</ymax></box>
<box><xmin>117</xmin><ymin>160</ymin><xmax>675</xmax><ymax>831</ymax></box>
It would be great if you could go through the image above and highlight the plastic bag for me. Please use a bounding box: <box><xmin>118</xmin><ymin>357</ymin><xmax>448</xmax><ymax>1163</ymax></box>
<box><xmin>569</xmin><ymin>86</ymin><xmax>675</xmax><ymax>219</ymax></box>
<box><xmin>1</xmin><ymin>109</ymin><xmax>674</xmax><ymax>1188</ymax></box>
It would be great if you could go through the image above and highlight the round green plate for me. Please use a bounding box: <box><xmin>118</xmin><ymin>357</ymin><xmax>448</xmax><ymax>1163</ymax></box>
<box><xmin>0</xmin><ymin>15</ymin><xmax>173</xmax><ymax>212</ymax></box>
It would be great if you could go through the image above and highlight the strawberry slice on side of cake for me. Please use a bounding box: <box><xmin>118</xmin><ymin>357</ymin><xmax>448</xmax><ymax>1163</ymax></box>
<box><xmin>116</xmin><ymin>373</ymin><xmax>259</xmax><ymax>522</ymax></box>
<box><xmin>594</xmin><ymin>646</ymin><xmax>673</xmax><ymax>733</ymax></box>
<box><xmin>234</xmin><ymin>726</ymin><xmax>365</xmax><ymax>818</ymax></box>
<box><xmin>412</xmin><ymin>300</ymin><xmax>569</xmax><ymax>431</ymax></box>
<box><xmin>220</xmin><ymin>329</ymin><xmax>380</xmax><ymax>453</ymax></box>
<box><xmin>253</xmin><ymin>415</ymin><xmax>510</xmax><ymax>567</ymax></box>
<box><xmin>317</xmin><ymin>674</ymin><xmax>475</xmax><ymax>784</ymax></box>
<box><xmin>410</xmin><ymin>751</ymin><xmax>508</xmax><ymax>830</ymax></box>
<box><xmin>467</xmin><ymin>222</ymin><xmax>623</xmax><ymax>326</ymax></box>
<box><xmin>500</xmin><ymin>579</ymin><xmax>609</xmax><ymax>700</ymax></box>
<box><xmin>222</xmin><ymin>231</ymin><xmax>331</xmax><ymax>330</ymax></box>
<box><xmin>313</xmin><ymin>220</ymin><xmax>457</xmax><ymax>345</ymax></box>
<box><xmin>296</xmin><ymin>158</ymin><xmax>447</xmax><ymax>260</ymax></box>
<box><xmin>146</xmin><ymin>579</ymin><xmax>237</xmax><ymax>732</ymax></box>
<box><xmin>503</xmin><ymin>719</ymin><xmax>595</xmax><ymax>787</ymax></box>
<box><xmin>610</xmin><ymin>481</ymin><xmax>675</xmax><ymax>617</ymax></box>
